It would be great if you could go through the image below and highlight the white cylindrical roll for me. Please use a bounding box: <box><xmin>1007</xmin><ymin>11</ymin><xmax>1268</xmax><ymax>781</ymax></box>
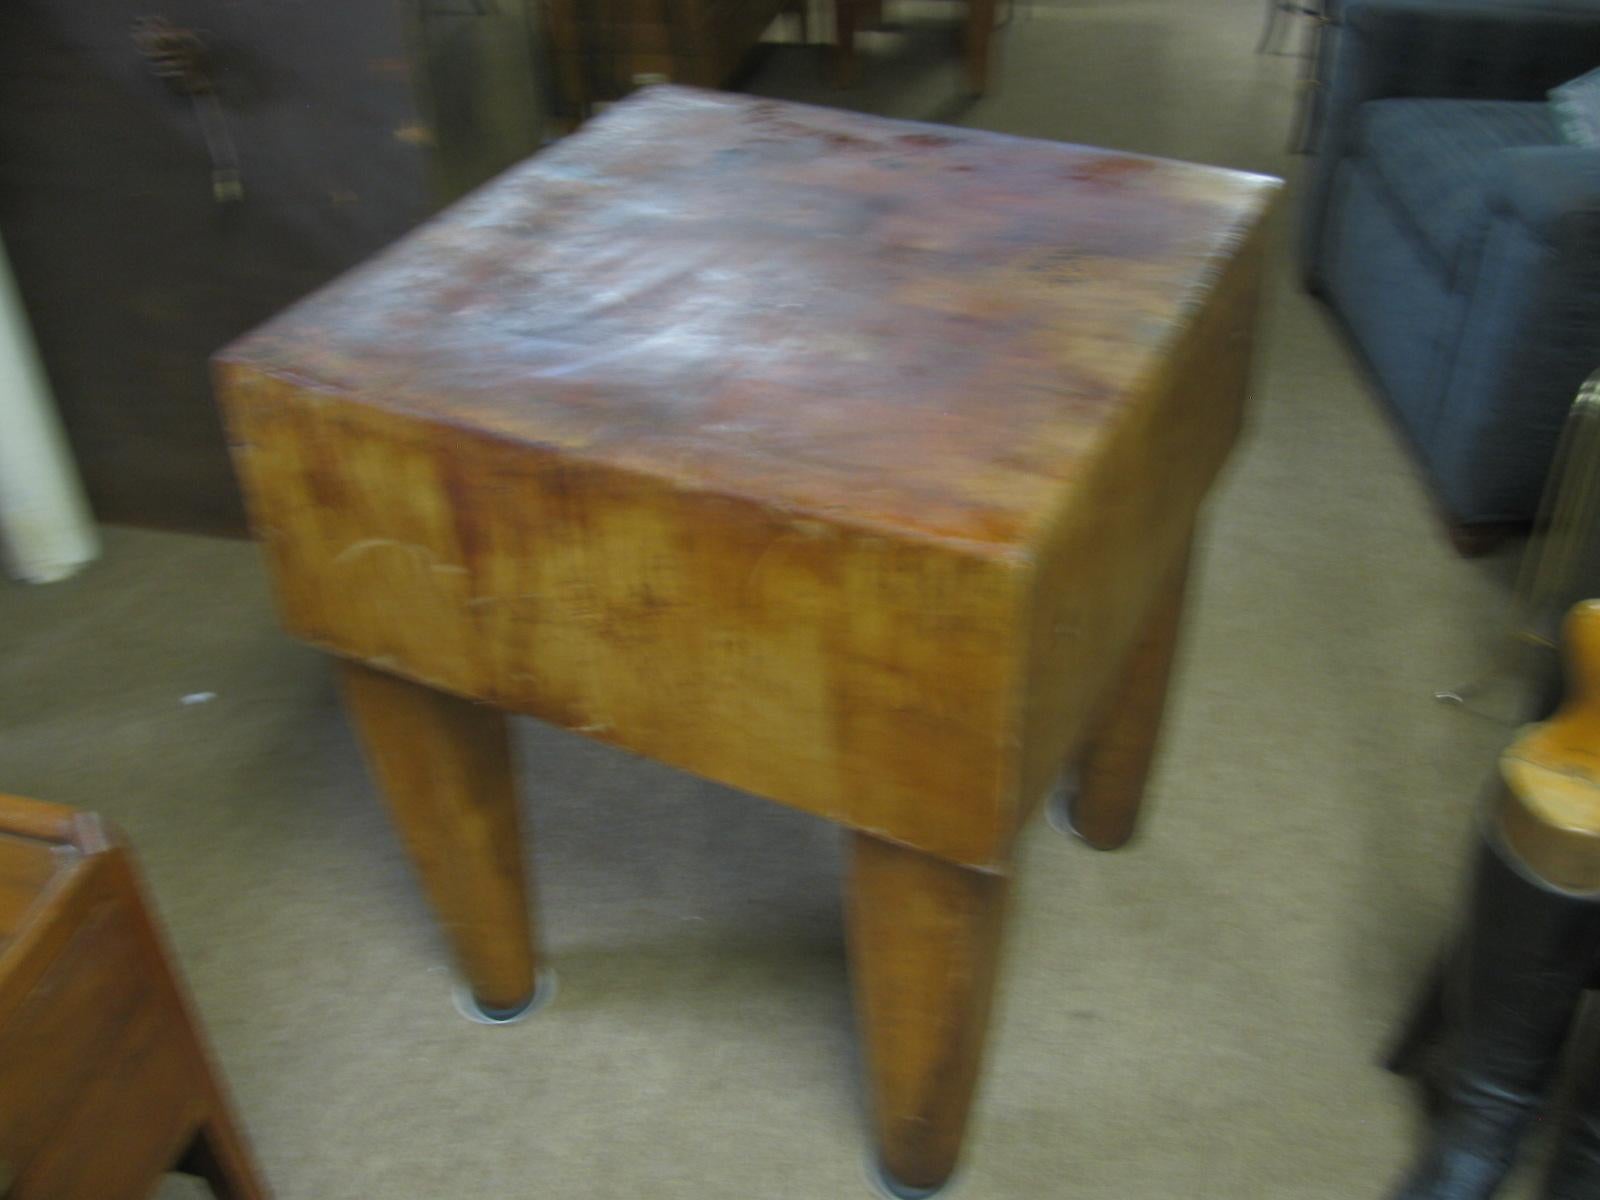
<box><xmin>0</xmin><ymin>232</ymin><xmax>99</xmax><ymax>583</ymax></box>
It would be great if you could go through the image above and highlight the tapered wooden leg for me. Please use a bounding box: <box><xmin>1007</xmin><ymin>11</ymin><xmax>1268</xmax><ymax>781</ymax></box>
<box><xmin>965</xmin><ymin>0</ymin><xmax>996</xmax><ymax>95</ymax></box>
<box><xmin>338</xmin><ymin>660</ymin><xmax>538</xmax><ymax>1018</ymax></box>
<box><xmin>790</xmin><ymin>0</ymin><xmax>810</xmax><ymax>43</ymax></box>
<box><xmin>846</xmin><ymin>833</ymin><xmax>1009</xmax><ymax>1196</ymax></box>
<box><xmin>835</xmin><ymin>0</ymin><xmax>859</xmax><ymax>86</ymax></box>
<box><xmin>1066</xmin><ymin>546</ymin><xmax>1191</xmax><ymax>851</ymax></box>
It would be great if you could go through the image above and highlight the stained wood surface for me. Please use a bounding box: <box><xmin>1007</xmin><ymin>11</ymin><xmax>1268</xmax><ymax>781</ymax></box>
<box><xmin>0</xmin><ymin>835</ymin><xmax>65</xmax><ymax>945</ymax></box>
<box><xmin>846</xmin><ymin>831</ymin><xmax>1008</xmax><ymax>1191</ymax></box>
<box><xmin>0</xmin><ymin>794</ymin><xmax>89</xmax><ymax>975</ymax></box>
<box><xmin>1067</xmin><ymin>540</ymin><xmax>1192</xmax><ymax>850</ymax></box>
<box><xmin>0</xmin><ymin>793</ymin><xmax>268</xmax><ymax>1199</ymax></box>
<box><xmin>218</xmin><ymin>86</ymin><xmax>1279</xmax><ymax>867</ymax></box>
<box><xmin>340</xmin><ymin>660</ymin><xmax>539</xmax><ymax>1014</ymax></box>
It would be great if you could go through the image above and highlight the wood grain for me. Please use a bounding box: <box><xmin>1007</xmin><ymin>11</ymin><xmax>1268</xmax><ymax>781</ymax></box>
<box><xmin>846</xmin><ymin>832</ymin><xmax>1008</xmax><ymax>1193</ymax></box>
<box><xmin>340</xmin><ymin>660</ymin><xmax>538</xmax><ymax>1015</ymax></box>
<box><xmin>1014</xmin><ymin>214</ymin><xmax>1268</xmax><ymax>829</ymax></box>
<box><xmin>1066</xmin><ymin>539</ymin><xmax>1192</xmax><ymax>850</ymax></box>
<box><xmin>0</xmin><ymin>834</ymin><xmax>64</xmax><ymax>944</ymax></box>
<box><xmin>0</xmin><ymin>794</ymin><xmax>268</xmax><ymax>1199</ymax></box>
<box><xmin>217</xmin><ymin>87</ymin><xmax>1280</xmax><ymax>870</ymax></box>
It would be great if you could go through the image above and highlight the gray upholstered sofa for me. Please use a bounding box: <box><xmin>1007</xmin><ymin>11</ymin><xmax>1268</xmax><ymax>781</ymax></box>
<box><xmin>1303</xmin><ymin>0</ymin><xmax>1600</xmax><ymax>550</ymax></box>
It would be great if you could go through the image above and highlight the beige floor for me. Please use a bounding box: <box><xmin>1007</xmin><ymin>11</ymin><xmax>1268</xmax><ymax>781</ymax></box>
<box><xmin>0</xmin><ymin>2</ymin><xmax>1540</xmax><ymax>1197</ymax></box>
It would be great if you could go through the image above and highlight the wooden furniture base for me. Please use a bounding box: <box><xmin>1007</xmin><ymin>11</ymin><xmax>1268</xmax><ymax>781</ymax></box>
<box><xmin>339</xmin><ymin>660</ymin><xmax>540</xmax><ymax>1019</ymax></box>
<box><xmin>836</xmin><ymin>0</ymin><xmax>999</xmax><ymax>94</ymax></box>
<box><xmin>218</xmin><ymin>87</ymin><xmax>1278</xmax><ymax>1192</ymax></box>
<box><xmin>848</xmin><ymin>832</ymin><xmax>1008</xmax><ymax>1192</ymax></box>
<box><xmin>1067</xmin><ymin>546</ymin><xmax>1193</xmax><ymax>851</ymax></box>
<box><xmin>543</xmin><ymin>0</ymin><xmax>806</xmax><ymax>116</ymax></box>
<box><xmin>0</xmin><ymin>793</ymin><xmax>268</xmax><ymax>1200</ymax></box>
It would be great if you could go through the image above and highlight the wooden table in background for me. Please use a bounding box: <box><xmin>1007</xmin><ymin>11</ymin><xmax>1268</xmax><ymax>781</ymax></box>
<box><xmin>218</xmin><ymin>87</ymin><xmax>1278</xmax><ymax>1195</ymax></box>
<box><xmin>541</xmin><ymin>0</ymin><xmax>805</xmax><ymax>116</ymax></box>
<box><xmin>0</xmin><ymin>794</ymin><xmax>267</xmax><ymax>1200</ymax></box>
<box><xmin>836</xmin><ymin>0</ymin><xmax>999</xmax><ymax>93</ymax></box>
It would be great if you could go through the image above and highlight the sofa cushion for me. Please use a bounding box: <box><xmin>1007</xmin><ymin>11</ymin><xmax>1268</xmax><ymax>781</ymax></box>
<box><xmin>1357</xmin><ymin>98</ymin><xmax>1558</xmax><ymax>276</ymax></box>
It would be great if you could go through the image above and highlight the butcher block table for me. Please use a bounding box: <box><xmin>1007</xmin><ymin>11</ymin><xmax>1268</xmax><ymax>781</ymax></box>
<box><xmin>216</xmin><ymin>86</ymin><xmax>1278</xmax><ymax>1196</ymax></box>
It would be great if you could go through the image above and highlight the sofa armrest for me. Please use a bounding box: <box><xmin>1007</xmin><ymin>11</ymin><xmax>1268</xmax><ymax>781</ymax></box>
<box><xmin>1490</xmin><ymin>146</ymin><xmax>1600</xmax><ymax>243</ymax></box>
<box><xmin>1302</xmin><ymin>0</ymin><xmax>1600</xmax><ymax>286</ymax></box>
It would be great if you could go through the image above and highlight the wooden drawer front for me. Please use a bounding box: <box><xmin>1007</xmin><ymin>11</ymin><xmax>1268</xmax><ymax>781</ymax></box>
<box><xmin>0</xmin><ymin>893</ymin><xmax>201</xmax><ymax>1198</ymax></box>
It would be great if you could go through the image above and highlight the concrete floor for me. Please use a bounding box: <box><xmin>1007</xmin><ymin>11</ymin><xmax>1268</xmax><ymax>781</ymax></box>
<box><xmin>0</xmin><ymin>1</ymin><xmax>1539</xmax><ymax>1197</ymax></box>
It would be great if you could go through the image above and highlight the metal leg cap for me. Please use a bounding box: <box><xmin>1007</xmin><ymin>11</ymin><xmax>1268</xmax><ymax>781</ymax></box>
<box><xmin>1045</xmin><ymin>770</ymin><xmax>1082</xmax><ymax>839</ymax></box>
<box><xmin>867</xmin><ymin>1157</ymin><xmax>951</xmax><ymax>1200</ymax></box>
<box><xmin>451</xmin><ymin>969</ymin><xmax>557</xmax><ymax>1026</ymax></box>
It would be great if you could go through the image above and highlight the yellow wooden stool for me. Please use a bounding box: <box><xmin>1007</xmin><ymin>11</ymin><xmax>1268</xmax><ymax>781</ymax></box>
<box><xmin>1499</xmin><ymin>600</ymin><xmax>1600</xmax><ymax>892</ymax></box>
<box><xmin>217</xmin><ymin>87</ymin><xmax>1278</xmax><ymax>1194</ymax></box>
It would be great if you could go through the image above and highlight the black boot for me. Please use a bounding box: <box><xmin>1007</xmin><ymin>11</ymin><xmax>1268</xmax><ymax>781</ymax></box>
<box><xmin>1389</xmin><ymin>833</ymin><xmax>1600</xmax><ymax>1200</ymax></box>
<box><xmin>1544</xmin><ymin>1065</ymin><xmax>1600</xmax><ymax>1200</ymax></box>
<box><xmin>1539</xmin><ymin>968</ymin><xmax>1600</xmax><ymax>1200</ymax></box>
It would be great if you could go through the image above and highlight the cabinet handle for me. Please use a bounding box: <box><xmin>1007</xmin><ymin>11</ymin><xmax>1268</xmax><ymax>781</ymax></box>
<box><xmin>131</xmin><ymin>17</ymin><xmax>243</xmax><ymax>203</ymax></box>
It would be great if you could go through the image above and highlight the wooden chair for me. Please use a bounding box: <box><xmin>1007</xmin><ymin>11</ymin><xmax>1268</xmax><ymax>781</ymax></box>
<box><xmin>0</xmin><ymin>793</ymin><xmax>268</xmax><ymax>1200</ymax></box>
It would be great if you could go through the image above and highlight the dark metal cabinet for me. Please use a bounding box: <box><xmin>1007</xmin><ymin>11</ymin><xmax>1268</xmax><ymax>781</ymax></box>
<box><xmin>0</xmin><ymin>1</ymin><xmax>546</xmax><ymax>534</ymax></box>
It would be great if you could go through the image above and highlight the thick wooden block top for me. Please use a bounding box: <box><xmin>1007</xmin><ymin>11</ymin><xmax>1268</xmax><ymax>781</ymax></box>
<box><xmin>218</xmin><ymin>88</ymin><xmax>1279</xmax><ymax>867</ymax></box>
<box><xmin>222</xmin><ymin>87</ymin><xmax>1275</xmax><ymax>550</ymax></box>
